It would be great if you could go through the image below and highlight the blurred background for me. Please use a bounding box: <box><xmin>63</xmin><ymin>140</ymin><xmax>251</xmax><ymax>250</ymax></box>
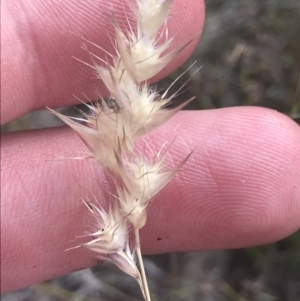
<box><xmin>2</xmin><ymin>0</ymin><xmax>300</xmax><ymax>300</ymax></box>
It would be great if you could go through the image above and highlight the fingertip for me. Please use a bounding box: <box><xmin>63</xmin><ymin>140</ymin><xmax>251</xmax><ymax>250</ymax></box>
<box><xmin>141</xmin><ymin>107</ymin><xmax>300</xmax><ymax>252</ymax></box>
<box><xmin>152</xmin><ymin>0</ymin><xmax>205</xmax><ymax>80</ymax></box>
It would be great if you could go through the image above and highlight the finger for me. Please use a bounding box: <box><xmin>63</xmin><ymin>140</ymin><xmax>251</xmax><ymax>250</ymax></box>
<box><xmin>1</xmin><ymin>0</ymin><xmax>205</xmax><ymax>124</ymax></box>
<box><xmin>1</xmin><ymin>107</ymin><xmax>300</xmax><ymax>292</ymax></box>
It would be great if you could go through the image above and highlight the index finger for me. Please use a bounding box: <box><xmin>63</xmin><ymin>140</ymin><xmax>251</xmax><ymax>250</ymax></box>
<box><xmin>1</xmin><ymin>0</ymin><xmax>205</xmax><ymax>124</ymax></box>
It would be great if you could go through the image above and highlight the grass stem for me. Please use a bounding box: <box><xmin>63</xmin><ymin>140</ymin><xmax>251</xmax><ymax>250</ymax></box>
<box><xmin>135</xmin><ymin>228</ymin><xmax>151</xmax><ymax>301</ymax></box>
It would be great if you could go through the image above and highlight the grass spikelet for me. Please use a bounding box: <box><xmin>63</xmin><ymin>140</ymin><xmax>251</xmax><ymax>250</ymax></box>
<box><xmin>78</xmin><ymin>200</ymin><xmax>145</xmax><ymax>295</ymax></box>
<box><xmin>114</xmin><ymin>152</ymin><xmax>185</xmax><ymax>229</ymax></box>
<box><xmin>80</xmin><ymin>200</ymin><xmax>127</xmax><ymax>254</ymax></box>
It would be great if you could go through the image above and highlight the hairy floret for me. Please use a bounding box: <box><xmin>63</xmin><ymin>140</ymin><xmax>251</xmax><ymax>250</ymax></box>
<box><xmin>115</xmin><ymin>152</ymin><xmax>190</xmax><ymax>229</ymax></box>
<box><xmin>81</xmin><ymin>200</ymin><xmax>127</xmax><ymax>254</ymax></box>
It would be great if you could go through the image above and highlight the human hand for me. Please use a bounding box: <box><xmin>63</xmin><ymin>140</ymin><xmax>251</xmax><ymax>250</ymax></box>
<box><xmin>1</xmin><ymin>0</ymin><xmax>300</xmax><ymax>293</ymax></box>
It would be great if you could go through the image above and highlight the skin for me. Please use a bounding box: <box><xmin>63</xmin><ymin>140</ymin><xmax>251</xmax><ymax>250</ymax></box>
<box><xmin>1</xmin><ymin>0</ymin><xmax>300</xmax><ymax>294</ymax></box>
